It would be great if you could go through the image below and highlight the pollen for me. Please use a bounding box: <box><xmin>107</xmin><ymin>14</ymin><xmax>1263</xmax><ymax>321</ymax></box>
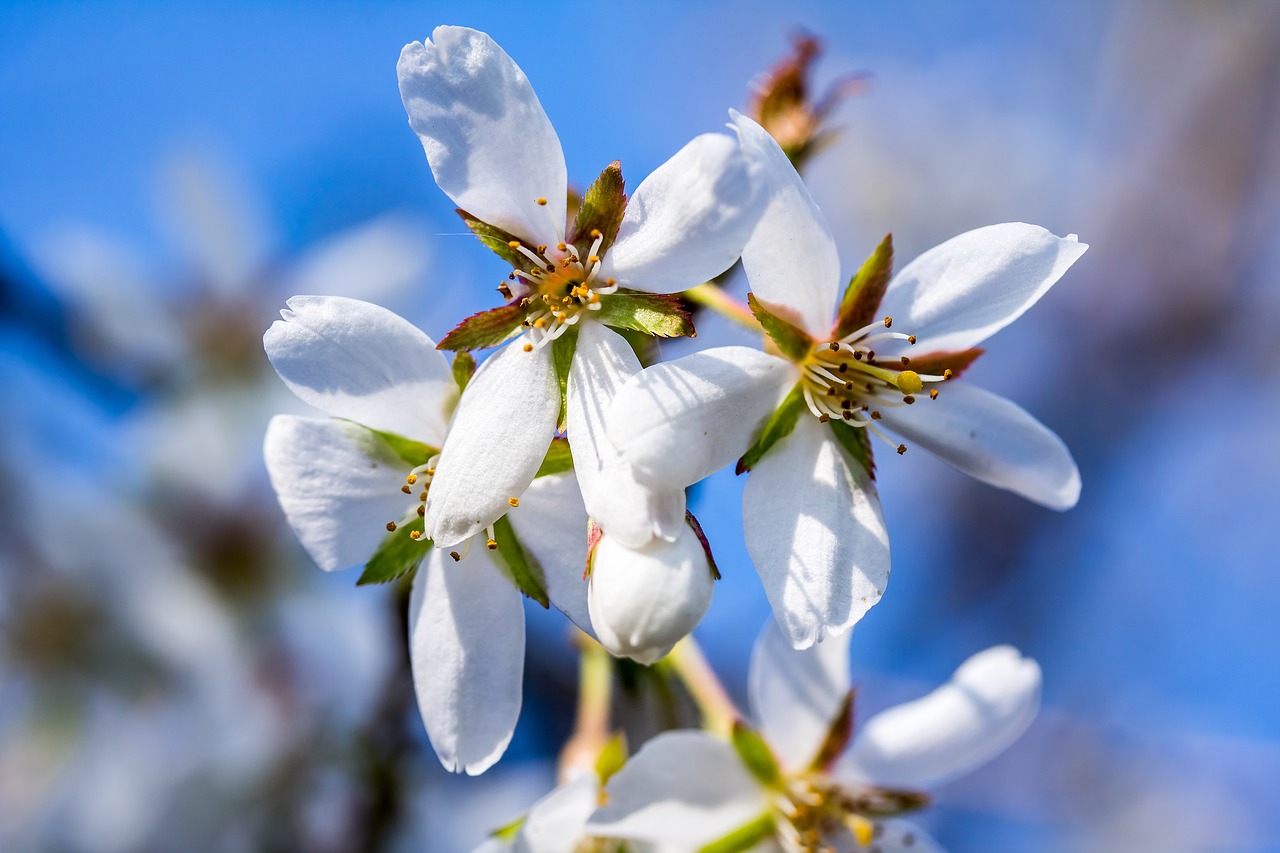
<box><xmin>944</xmin><ymin>368</ymin><xmax>955</xmax><ymax>380</ymax></box>
<box><xmin>486</xmin><ymin>538</ymin><xmax>498</xmax><ymax>550</ymax></box>
<box><xmin>410</xmin><ymin>530</ymin><xmax>422</xmax><ymax>540</ymax></box>
<box><xmin>536</xmin><ymin>197</ymin><xmax>548</xmax><ymax>206</ymax></box>
<box><xmin>507</xmin><ymin>497</ymin><xmax>520</xmax><ymax>507</ymax></box>
<box><xmin>405</xmin><ymin>474</ymin><xmax>418</xmax><ymax>485</ymax></box>
<box><xmin>508</xmin><ymin>240</ymin><xmax>521</xmax><ymax>249</ymax></box>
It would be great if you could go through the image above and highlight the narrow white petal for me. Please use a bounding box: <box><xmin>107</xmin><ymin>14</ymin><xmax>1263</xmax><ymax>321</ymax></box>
<box><xmin>750</xmin><ymin>618</ymin><xmax>850</xmax><ymax>772</ymax></box>
<box><xmin>514</xmin><ymin>774</ymin><xmax>598</xmax><ymax>853</ymax></box>
<box><xmin>263</xmin><ymin>415</ymin><xmax>412</xmax><ymax>572</ymax></box>
<box><xmin>264</xmin><ymin>295</ymin><xmax>453</xmax><ymax>446</ymax></box>
<box><xmin>607</xmin><ymin>347</ymin><xmax>796</xmax><ymax>490</ymax></box>
<box><xmin>876</xmin><ymin>224</ymin><xmax>1088</xmax><ymax>355</ymax></box>
<box><xmin>854</xmin><ymin>820</ymin><xmax>944</xmax><ymax>853</ymax></box>
<box><xmin>505</xmin><ymin>472</ymin><xmax>593</xmax><ymax>637</ymax></box>
<box><xmin>424</xmin><ymin>338</ymin><xmax>559</xmax><ymax>547</ymax></box>
<box><xmin>732</xmin><ymin>111</ymin><xmax>841</xmax><ymax>338</ymax></box>
<box><xmin>410</xmin><ymin>547</ymin><xmax>525</xmax><ymax>775</ymax></box>
<box><xmin>597</xmin><ymin>133</ymin><xmax>763</xmax><ymax>294</ymax></box>
<box><xmin>877</xmin><ymin>382</ymin><xmax>1080</xmax><ymax>510</ymax></box>
<box><xmin>398</xmin><ymin>27</ymin><xmax>566</xmax><ymax>245</ymax></box>
<box><xmin>743</xmin><ymin>417</ymin><xmax>890</xmax><ymax>649</ymax></box>
<box><xmin>586</xmin><ymin>731</ymin><xmax>770</xmax><ymax>846</ymax></box>
<box><xmin>841</xmin><ymin>645</ymin><xmax>1041</xmax><ymax>789</ymax></box>
<box><xmin>567</xmin><ymin>324</ymin><xmax>686</xmax><ymax>547</ymax></box>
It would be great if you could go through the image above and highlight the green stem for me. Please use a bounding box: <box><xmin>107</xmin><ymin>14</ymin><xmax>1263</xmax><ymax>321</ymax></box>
<box><xmin>667</xmin><ymin>636</ymin><xmax>740</xmax><ymax>736</ymax></box>
<box><xmin>558</xmin><ymin>634</ymin><xmax>613</xmax><ymax>777</ymax></box>
<box><xmin>683</xmin><ymin>283</ymin><xmax>761</xmax><ymax>333</ymax></box>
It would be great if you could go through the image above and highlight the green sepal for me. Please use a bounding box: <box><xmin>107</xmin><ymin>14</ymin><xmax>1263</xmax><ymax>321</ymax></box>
<box><xmin>697</xmin><ymin>812</ymin><xmax>777</xmax><ymax>853</ymax></box>
<box><xmin>550</xmin><ymin>327</ymin><xmax>579</xmax><ymax>432</ymax></box>
<box><xmin>456</xmin><ymin>207</ymin><xmax>535</xmax><ymax>271</ymax></box>
<box><xmin>596</xmin><ymin>292</ymin><xmax>696</xmax><ymax>339</ymax></box>
<box><xmin>568</xmin><ymin>161</ymin><xmax>627</xmax><ymax>259</ymax></box>
<box><xmin>492</xmin><ymin>514</ymin><xmax>550</xmax><ymax>608</ymax></box>
<box><xmin>736</xmin><ymin>383</ymin><xmax>807</xmax><ymax>474</ymax></box>
<box><xmin>827</xmin><ymin>419</ymin><xmax>876</xmax><ymax>481</ymax></box>
<box><xmin>747</xmin><ymin>293</ymin><xmax>812</xmax><ymax>361</ymax></box>
<box><xmin>339</xmin><ymin>421</ymin><xmax>437</xmax><ymax>468</ymax></box>
<box><xmin>452</xmin><ymin>351</ymin><xmax>476</xmax><ymax>393</ymax></box>
<box><xmin>833</xmin><ymin>233</ymin><xmax>893</xmax><ymax>340</ymax></box>
<box><xmin>535</xmin><ymin>436</ymin><xmax>574</xmax><ymax>478</ymax></box>
<box><xmin>437</xmin><ymin>302</ymin><xmax>531</xmax><ymax>352</ymax></box>
<box><xmin>356</xmin><ymin>517</ymin><xmax>431</xmax><ymax>586</ymax></box>
<box><xmin>594</xmin><ymin>731</ymin><xmax>629</xmax><ymax>787</ymax></box>
<box><xmin>490</xmin><ymin>813</ymin><xmax>525</xmax><ymax>843</ymax></box>
<box><xmin>731</xmin><ymin>721</ymin><xmax>784</xmax><ymax>789</ymax></box>
<box><xmin>807</xmin><ymin>688</ymin><xmax>855</xmax><ymax>773</ymax></box>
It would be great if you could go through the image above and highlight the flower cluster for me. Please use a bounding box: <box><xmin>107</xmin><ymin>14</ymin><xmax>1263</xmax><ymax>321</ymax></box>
<box><xmin>262</xmin><ymin>24</ymin><xmax>1086</xmax><ymax>848</ymax></box>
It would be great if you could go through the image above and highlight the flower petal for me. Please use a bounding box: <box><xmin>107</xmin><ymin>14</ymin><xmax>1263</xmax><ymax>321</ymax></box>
<box><xmin>607</xmin><ymin>347</ymin><xmax>796</xmax><ymax>490</ymax></box>
<box><xmin>743</xmin><ymin>417</ymin><xmax>890</xmax><ymax>649</ymax></box>
<box><xmin>264</xmin><ymin>295</ymin><xmax>453</xmax><ymax>445</ymax></box>
<box><xmin>514</xmin><ymin>774</ymin><xmax>598</xmax><ymax>853</ymax></box>
<box><xmin>410</xmin><ymin>546</ymin><xmax>525</xmax><ymax>775</ymax></box>
<box><xmin>505</xmin><ymin>472</ymin><xmax>593</xmax><ymax>637</ymax></box>
<box><xmin>749</xmin><ymin>618</ymin><xmax>850</xmax><ymax>772</ymax></box>
<box><xmin>597</xmin><ymin>132</ymin><xmax>762</xmax><ymax>294</ymax></box>
<box><xmin>398</xmin><ymin>26</ymin><xmax>566</xmax><ymax>245</ymax></box>
<box><xmin>840</xmin><ymin>645</ymin><xmax>1041</xmax><ymax>789</ymax></box>
<box><xmin>567</xmin><ymin>323</ymin><xmax>686</xmax><ymax>547</ymax></box>
<box><xmin>854</xmin><ymin>820</ymin><xmax>944</xmax><ymax>853</ymax></box>
<box><xmin>281</xmin><ymin>214</ymin><xmax>431</xmax><ymax>305</ymax></box>
<box><xmin>876</xmin><ymin>382</ymin><xmax>1080</xmax><ymax>509</ymax></box>
<box><xmin>424</xmin><ymin>337</ymin><xmax>559</xmax><ymax>547</ymax></box>
<box><xmin>876</xmin><ymin>223</ymin><xmax>1088</xmax><ymax>355</ymax></box>
<box><xmin>586</xmin><ymin>731</ymin><xmax>770</xmax><ymax>846</ymax></box>
<box><xmin>732</xmin><ymin>111</ymin><xmax>842</xmax><ymax>338</ymax></box>
<box><xmin>263</xmin><ymin>415</ymin><xmax>412</xmax><ymax>572</ymax></box>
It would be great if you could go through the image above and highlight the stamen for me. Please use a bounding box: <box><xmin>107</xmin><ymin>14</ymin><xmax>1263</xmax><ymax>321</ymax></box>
<box><xmin>386</xmin><ymin>521</ymin><xmax>397</xmax><ymax>532</ymax></box>
<box><xmin>416</xmin><ymin>505</ymin><xmax>425</xmax><ymax>517</ymax></box>
<box><xmin>536</xmin><ymin>197</ymin><xmax>548</xmax><ymax>206</ymax></box>
<box><xmin>449</xmin><ymin>550</ymin><xmax>461</xmax><ymax>562</ymax></box>
<box><xmin>405</xmin><ymin>474</ymin><xmax>418</xmax><ymax>485</ymax></box>
<box><xmin>929</xmin><ymin>389</ymin><xmax>939</xmax><ymax>399</ymax></box>
<box><xmin>401</xmin><ymin>484</ymin><xmax>412</xmax><ymax>494</ymax></box>
<box><xmin>508</xmin><ymin>497</ymin><xmax>520</xmax><ymax>507</ymax></box>
<box><xmin>410</xmin><ymin>530</ymin><xmax>423</xmax><ymax>540</ymax></box>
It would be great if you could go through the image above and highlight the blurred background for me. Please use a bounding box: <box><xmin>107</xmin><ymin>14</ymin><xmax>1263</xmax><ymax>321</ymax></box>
<box><xmin>2</xmin><ymin>1</ymin><xmax>1278</xmax><ymax>850</ymax></box>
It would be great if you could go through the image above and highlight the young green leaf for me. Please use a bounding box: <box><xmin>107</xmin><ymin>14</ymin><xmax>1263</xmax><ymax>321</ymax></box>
<box><xmin>595</xmin><ymin>292</ymin><xmax>696</xmax><ymax>339</ymax></box>
<box><xmin>834</xmin><ymin>233</ymin><xmax>893</xmax><ymax>339</ymax></box>
<box><xmin>736</xmin><ymin>383</ymin><xmax>807</xmax><ymax>474</ymax></box>
<box><xmin>568</xmin><ymin>161</ymin><xmax>627</xmax><ymax>258</ymax></box>
<box><xmin>356</xmin><ymin>518</ymin><xmax>431</xmax><ymax>586</ymax></box>
<box><xmin>491</xmin><ymin>514</ymin><xmax>550</xmax><ymax>608</ymax></box>
<box><xmin>551</xmin><ymin>327</ymin><xmax>579</xmax><ymax>432</ymax></box>
<box><xmin>827</xmin><ymin>419</ymin><xmax>876</xmax><ymax>480</ymax></box>
<box><xmin>437</xmin><ymin>302</ymin><xmax>531</xmax><ymax>352</ymax></box>
<box><xmin>456</xmin><ymin>207</ymin><xmax>536</xmax><ymax>271</ymax></box>
<box><xmin>747</xmin><ymin>293</ymin><xmax>812</xmax><ymax>361</ymax></box>
<box><xmin>535</xmin><ymin>436</ymin><xmax>574</xmax><ymax>477</ymax></box>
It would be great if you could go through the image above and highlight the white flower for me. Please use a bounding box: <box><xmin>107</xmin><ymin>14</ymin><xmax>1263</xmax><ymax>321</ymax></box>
<box><xmin>263</xmin><ymin>295</ymin><xmax>593</xmax><ymax>774</ymax></box>
<box><xmin>608</xmin><ymin>112</ymin><xmax>1087</xmax><ymax>648</ymax></box>
<box><xmin>397</xmin><ymin>26</ymin><xmax>762</xmax><ymax>551</ymax></box>
<box><xmin>586</xmin><ymin>620</ymin><xmax>1041</xmax><ymax>852</ymax></box>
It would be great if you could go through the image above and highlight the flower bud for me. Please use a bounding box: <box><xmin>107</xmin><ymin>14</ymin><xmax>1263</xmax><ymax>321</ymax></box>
<box><xmin>587</xmin><ymin>526</ymin><xmax>715</xmax><ymax>665</ymax></box>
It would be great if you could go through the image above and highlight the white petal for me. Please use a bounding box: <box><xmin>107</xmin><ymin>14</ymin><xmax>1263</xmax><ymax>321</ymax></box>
<box><xmin>264</xmin><ymin>295</ymin><xmax>453</xmax><ymax>445</ymax></box>
<box><xmin>514</xmin><ymin>774</ymin><xmax>598</xmax><ymax>853</ymax></box>
<box><xmin>607</xmin><ymin>347</ymin><xmax>796</xmax><ymax>490</ymax></box>
<box><xmin>876</xmin><ymin>224</ymin><xmax>1088</xmax><ymax>355</ymax></box>
<box><xmin>587</xmin><ymin>526</ymin><xmax>715</xmax><ymax>665</ymax></box>
<box><xmin>398</xmin><ymin>27</ymin><xmax>566</xmax><ymax>245</ymax></box>
<box><xmin>424</xmin><ymin>338</ymin><xmax>559</xmax><ymax>547</ymax></box>
<box><xmin>877</xmin><ymin>382</ymin><xmax>1080</xmax><ymax>510</ymax></box>
<box><xmin>743</xmin><ymin>417</ymin><xmax>890</xmax><ymax>649</ymax></box>
<box><xmin>841</xmin><ymin>645</ymin><xmax>1041</xmax><ymax>789</ymax></box>
<box><xmin>597</xmin><ymin>132</ymin><xmax>763</xmax><ymax>294</ymax></box>
<box><xmin>263</xmin><ymin>415</ymin><xmax>412</xmax><ymax>572</ymax></box>
<box><xmin>586</xmin><ymin>731</ymin><xmax>770</xmax><ymax>846</ymax></box>
<box><xmin>567</xmin><ymin>324</ymin><xmax>686</xmax><ymax>547</ymax></box>
<box><xmin>732</xmin><ymin>111</ymin><xmax>841</xmax><ymax>338</ymax></box>
<box><xmin>410</xmin><ymin>546</ymin><xmax>525</xmax><ymax>775</ymax></box>
<box><xmin>505</xmin><ymin>472</ymin><xmax>593</xmax><ymax>637</ymax></box>
<box><xmin>750</xmin><ymin>618</ymin><xmax>850</xmax><ymax>772</ymax></box>
<box><xmin>281</xmin><ymin>214</ymin><xmax>431</xmax><ymax>305</ymax></box>
<box><xmin>854</xmin><ymin>820</ymin><xmax>944</xmax><ymax>853</ymax></box>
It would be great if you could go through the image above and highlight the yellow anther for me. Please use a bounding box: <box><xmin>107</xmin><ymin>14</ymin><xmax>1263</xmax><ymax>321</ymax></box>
<box><xmin>486</xmin><ymin>538</ymin><xmax>498</xmax><ymax>550</ymax></box>
<box><xmin>406</xmin><ymin>474</ymin><xmax>418</xmax><ymax>485</ymax></box>
<box><xmin>590</xmin><ymin>228</ymin><xmax>601</xmax><ymax>238</ymax></box>
<box><xmin>537</xmin><ymin>244</ymin><xmax>548</xmax><ymax>254</ymax></box>
<box><xmin>929</xmin><ymin>388</ymin><xmax>939</xmax><ymax>400</ymax></box>
<box><xmin>523</xmin><ymin>343</ymin><xmax>534</xmax><ymax>352</ymax></box>
<box><xmin>557</xmin><ymin>242</ymin><xmax>567</xmax><ymax>251</ymax></box>
<box><xmin>944</xmin><ymin>368</ymin><xmax>955</xmax><ymax>380</ymax></box>
<box><xmin>848</xmin><ymin>815</ymin><xmax>875</xmax><ymax>847</ymax></box>
<box><xmin>410</xmin><ymin>530</ymin><xmax>422</xmax><ymax>540</ymax></box>
<box><xmin>883</xmin><ymin>316</ymin><xmax>893</xmax><ymax>328</ymax></box>
<box><xmin>386</xmin><ymin>521</ymin><xmax>397</xmax><ymax>532</ymax></box>
<box><xmin>587</xmin><ymin>255</ymin><xmax>600</xmax><ymax>265</ymax></box>
<box><xmin>604</xmin><ymin>278</ymin><xmax>616</xmax><ymax>286</ymax></box>
<box><xmin>508</xmin><ymin>240</ymin><xmax>521</xmax><ymax>248</ymax></box>
<box><xmin>508</xmin><ymin>497</ymin><xmax>520</xmax><ymax>507</ymax></box>
<box><xmin>908</xmin><ymin>335</ymin><xmax>917</xmax><ymax>344</ymax></box>
<box><xmin>536</xmin><ymin>197</ymin><xmax>548</xmax><ymax>206</ymax></box>
<box><xmin>897</xmin><ymin>370</ymin><xmax>923</xmax><ymax>395</ymax></box>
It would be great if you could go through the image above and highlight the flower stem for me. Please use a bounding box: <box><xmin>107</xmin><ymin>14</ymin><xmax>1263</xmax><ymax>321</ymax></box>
<box><xmin>558</xmin><ymin>633</ymin><xmax>613</xmax><ymax>780</ymax></box>
<box><xmin>667</xmin><ymin>636</ymin><xmax>740</xmax><ymax>736</ymax></box>
<box><xmin>683</xmin><ymin>283</ymin><xmax>761</xmax><ymax>333</ymax></box>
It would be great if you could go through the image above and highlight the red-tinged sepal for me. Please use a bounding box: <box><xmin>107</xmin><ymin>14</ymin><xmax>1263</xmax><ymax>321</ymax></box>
<box><xmin>748</xmin><ymin>293</ymin><xmax>813</xmax><ymax>362</ymax></box>
<box><xmin>685</xmin><ymin>510</ymin><xmax>720</xmax><ymax>580</ymax></box>
<box><xmin>437</xmin><ymin>302</ymin><xmax>532</xmax><ymax>352</ymax></box>
<box><xmin>833</xmin><ymin>233</ymin><xmax>894</xmax><ymax>339</ymax></box>
<box><xmin>568</xmin><ymin>161</ymin><xmax>627</xmax><ymax>260</ymax></box>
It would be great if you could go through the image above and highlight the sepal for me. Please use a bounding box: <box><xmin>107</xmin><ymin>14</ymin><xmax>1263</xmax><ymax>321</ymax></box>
<box><xmin>535</xmin><ymin>436</ymin><xmax>574</xmax><ymax>478</ymax></box>
<box><xmin>569</xmin><ymin>161</ymin><xmax>627</xmax><ymax>259</ymax></box>
<box><xmin>684</xmin><ymin>510</ymin><xmax>720</xmax><ymax>580</ymax></box>
<box><xmin>748</xmin><ymin>293</ymin><xmax>813</xmax><ymax>361</ymax></box>
<box><xmin>595</xmin><ymin>292</ymin><xmax>696</xmax><ymax>339</ymax></box>
<box><xmin>437</xmin><ymin>302</ymin><xmax>531</xmax><ymax>352</ymax></box>
<box><xmin>807</xmin><ymin>689</ymin><xmax>855</xmax><ymax>773</ymax></box>
<box><xmin>456</xmin><ymin>207</ymin><xmax>538</xmax><ymax>271</ymax></box>
<box><xmin>551</xmin><ymin>327</ymin><xmax>578</xmax><ymax>431</ymax></box>
<box><xmin>356</xmin><ymin>517</ymin><xmax>431</xmax><ymax>586</ymax></box>
<box><xmin>736</xmin><ymin>383</ymin><xmax>806</xmax><ymax>474</ymax></box>
<box><xmin>834</xmin><ymin>233</ymin><xmax>893</xmax><ymax>339</ymax></box>
<box><xmin>492</xmin><ymin>514</ymin><xmax>550</xmax><ymax>608</ymax></box>
<box><xmin>901</xmin><ymin>347</ymin><xmax>985</xmax><ymax>380</ymax></box>
<box><xmin>827</xmin><ymin>419</ymin><xmax>876</xmax><ymax>480</ymax></box>
<box><xmin>730</xmin><ymin>721</ymin><xmax>783</xmax><ymax>789</ymax></box>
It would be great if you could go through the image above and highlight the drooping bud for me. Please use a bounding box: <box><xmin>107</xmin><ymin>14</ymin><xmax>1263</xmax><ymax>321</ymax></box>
<box><xmin>587</xmin><ymin>525</ymin><xmax>715</xmax><ymax>665</ymax></box>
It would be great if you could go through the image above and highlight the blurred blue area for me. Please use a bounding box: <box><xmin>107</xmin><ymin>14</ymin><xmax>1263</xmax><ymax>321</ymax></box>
<box><xmin>3</xmin><ymin>1</ymin><xmax>1278</xmax><ymax>851</ymax></box>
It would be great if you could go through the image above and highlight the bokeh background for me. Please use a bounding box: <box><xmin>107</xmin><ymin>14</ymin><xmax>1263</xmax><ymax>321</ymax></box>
<box><xmin>3</xmin><ymin>1</ymin><xmax>1278</xmax><ymax>851</ymax></box>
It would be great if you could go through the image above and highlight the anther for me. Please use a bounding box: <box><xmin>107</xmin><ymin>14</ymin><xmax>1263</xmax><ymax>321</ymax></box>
<box><xmin>536</xmin><ymin>197</ymin><xmax>548</xmax><ymax>206</ymax></box>
<box><xmin>944</xmin><ymin>369</ymin><xmax>954</xmax><ymax>380</ymax></box>
<box><xmin>410</xmin><ymin>530</ymin><xmax>423</xmax><ymax>540</ymax></box>
<box><xmin>590</xmin><ymin>228</ymin><xmax>601</xmax><ymax>239</ymax></box>
<box><xmin>853</xmin><ymin>350</ymin><xmax>864</xmax><ymax>360</ymax></box>
<box><xmin>900</xmin><ymin>356</ymin><xmax>911</xmax><ymax>366</ymax></box>
<box><xmin>508</xmin><ymin>497</ymin><xmax>520</xmax><ymax>507</ymax></box>
<box><xmin>818</xmin><ymin>413</ymin><xmax>830</xmax><ymax>423</ymax></box>
<box><xmin>497</xmin><ymin>283</ymin><xmax>512</xmax><ymax>298</ymax></box>
<box><xmin>386</xmin><ymin>521</ymin><xmax>397</xmax><ymax>532</ymax></box>
<box><xmin>883</xmin><ymin>316</ymin><xmax>893</xmax><ymax>328</ymax></box>
<box><xmin>838</xmin><ymin>363</ymin><xmax>848</xmax><ymax>373</ymax></box>
<box><xmin>406</xmin><ymin>474</ymin><xmax>418</xmax><ymax>485</ymax></box>
<box><xmin>829</xmin><ymin>342</ymin><xmax>841</xmax><ymax>352</ymax></box>
<box><xmin>604</xmin><ymin>278</ymin><xmax>616</xmax><ymax>286</ymax></box>
<box><xmin>843</xmin><ymin>410</ymin><xmax>853</xmax><ymax>420</ymax></box>
<box><xmin>587</xmin><ymin>255</ymin><xmax>600</xmax><ymax>265</ymax></box>
<box><xmin>866</xmin><ymin>350</ymin><xmax>875</xmax><ymax>361</ymax></box>
<box><xmin>929</xmin><ymin>389</ymin><xmax>939</xmax><ymax>399</ymax></box>
<box><xmin>419</xmin><ymin>491</ymin><xmax>428</xmax><ymax>501</ymax></box>
<box><xmin>449</xmin><ymin>551</ymin><xmax>461</xmax><ymax>562</ymax></box>
<box><xmin>486</xmin><ymin>538</ymin><xmax>498</xmax><ymax>550</ymax></box>
<box><xmin>897</xmin><ymin>444</ymin><xmax>908</xmax><ymax>455</ymax></box>
<box><xmin>401</xmin><ymin>485</ymin><xmax>412</xmax><ymax>494</ymax></box>
<box><xmin>908</xmin><ymin>335</ymin><xmax>917</xmax><ymax>344</ymax></box>
<box><xmin>537</xmin><ymin>244</ymin><xmax>548</xmax><ymax>254</ymax></box>
<box><xmin>416</xmin><ymin>505</ymin><xmax>425</xmax><ymax>517</ymax></box>
<box><xmin>903</xmin><ymin>395</ymin><xmax>916</xmax><ymax>404</ymax></box>
<box><xmin>871</xmin><ymin>411</ymin><xmax>882</xmax><ymax>420</ymax></box>
<box><xmin>523</xmin><ymin>343</ymin><xmax>534</xmax><ymax>352</ymax></box>
<box><xmin>557</xmin><ymin>242</ymin><xmax>567</xmax><ymax>252</ymax></box>
<box><xmin>508</xmin><ymin>240</ymin><xmax>521</xmax><ymax>249</ymax></box>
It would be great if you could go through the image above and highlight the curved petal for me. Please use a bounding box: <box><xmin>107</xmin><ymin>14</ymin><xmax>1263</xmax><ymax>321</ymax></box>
<box><xmin>398</xmin><ymin>27</ymin><xmax>566</xmax><ymax>246</ymax></box>
<box><xmin>515</xmin><ymin>774</ymin><xmax>598</xmax><ymax>853</ymax></box>
<box><xmin>410</xmin><ymin>546</ymin><xmax>525</xmax><ymax>775</ymax></box>
<box><xmin>505</xmin><ymin>472</ymin><xmax>593</xmax><ymax>637</ymax></box>
<box><xmin>750</xmin><ymin>618</ymin><xmax>850</xmax><ymax>772</ymax></box>
<box><xmin>598</xmin><ymin>132</ymin><xmax>763</xmax><ymax>294</ymax></box>
<box><xmin>567</xmin><ymin>324</ymin><xmax>686</xmax><ymax>547</ymax></box>
<box><xmin>876</xmin><ymin>382</ymin><xmax>1080</xmax><ymax>510</ymax></box>
<box><xmin>854</xmin><ymin>820</ymin><xmax>944</xmax><ymax>853</ymax></box>
<box><xmin>607</xmin><ymin>347</ymin><xmax>796</xmax><ymax>490</ymax></box>
<box><xmin>586</xmin><ymin>731</ymin><xmax>770</xmax><ymax>847</ymax></box>
<box><xmin>424</xmin><ymin>338</ymin><xmax>559</xmax><ymax>547</ymax></box>
<box><xmin>264</xmin><ymin>295</ymin><xmax>453</xmax><ymax>445</ymax></box>
<box><xmin>732</xmin><ymin>111</ymin><xmax>841</xmax><ymax>338</ymax></box>
<box><xmin>263</xmin><ymin>415</ymin><xmax>413</xmax><ymax>572</ymax></box>
<box><xmin>282</xmin><ymin>214</ymin><xmax>431</xmax><ymax>305</ymax></box>
<box><xmin>875</xmin><ymin>224</ymin><xmax>1088</xmax><ymax>355</ymax></box>
<box><xmin>840</xmin><ymin>646</ymin><xmax>1041</xmax><ymax>789</ymax></box>
<box><xmin>743</xmin><ymin>417</ymin><xmax>890</xmax><ymax>649</ymax></box>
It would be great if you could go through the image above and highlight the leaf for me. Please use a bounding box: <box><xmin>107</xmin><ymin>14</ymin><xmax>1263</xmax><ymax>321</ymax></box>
<box><xmin>747</xmin><ymin>293</ymin><xmax>812</xmax><ymax>362</ymax></box>
<box><xmin>535</xmin><ymin>436</ymin><xmax>574</xmax><ymax>477</ymax></box>
<box><xmin>438</xmin><ymin>302</ymin><xmax>531</xmax><ymax>352</ymax></box>
<box><xmin>595</xmin><ymin>292</ymin><xmax>696</xmax><ymax>339</ymax></box>
<box><xmin>736</xmin><ymin>383</ymin><xmax>806</xmax><ymax>474</ymax></box>
<box><xmin>730</xmin><ymin>721</ymin><xmax>783</xmax><ymax>789</ymax></box>
<box><xmin>684</xmin><ymin>510</ymin><xmax>720</xmax><ymax>580</ymax></box>
<box><xmin>807</xmin><ymin>689</ymin><xmax>855</xmax><ymax>773</ymax></box>
<box><xmin>451</xmin><ymin>351</ymin><xmax>476</xmax><ymax>392</ymax></box>
<box><xmin>550</xmin><ymin>326</ymin><xmax>578</xmax><ymax>432</ymax></box>
<box><xmin>827</xmin><ymin>419</ymin><xmax>876</xmax><ymax>481</ymax></box>
<box><xmin>834</xmin><ymin>233</ymin><xmax>894</xmax><ymax>339</ymax></box>
<box><xmin>697</xmin><ymin>812</ymin><xmax>777</xmax><ymax>853</ymax></box>
<box><xmin>356</xmin><ymin>517</ymin><xmax>431</xmax><ymax>586</ymax></box>
<box><xmin>594</xmin><ymin>731</ymin><xmax>629</xmax><ymax>786</ymax></box>
<box><xmin>491</xmin><ymin>514</ymin><xmax>550</xmax><ymax>608</ymax></box>
<box><xmin>568</xmin><ymin>161</ymin><xmax>627</xmax><ymax>259</ymax></box>
<box><xmin>901</xmin><ymin>347</ymin><xmax>985</xmax><ymax>380</ymax></box>
<box><xmin>456</xmin><ymin>207</ymin><xmax>535</xmax><ymax>271</ymax></box>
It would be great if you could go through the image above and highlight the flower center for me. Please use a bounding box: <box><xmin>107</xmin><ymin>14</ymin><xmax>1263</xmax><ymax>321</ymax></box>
<box><xmin>503</xmin><ymin>226</ymin><xmax>618</xmax><ymax>351</ymax></box>
<box><xmin>776</xmin><ymin>778</ymin><xmax>877</xmax><ymax>851</ymax></box>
